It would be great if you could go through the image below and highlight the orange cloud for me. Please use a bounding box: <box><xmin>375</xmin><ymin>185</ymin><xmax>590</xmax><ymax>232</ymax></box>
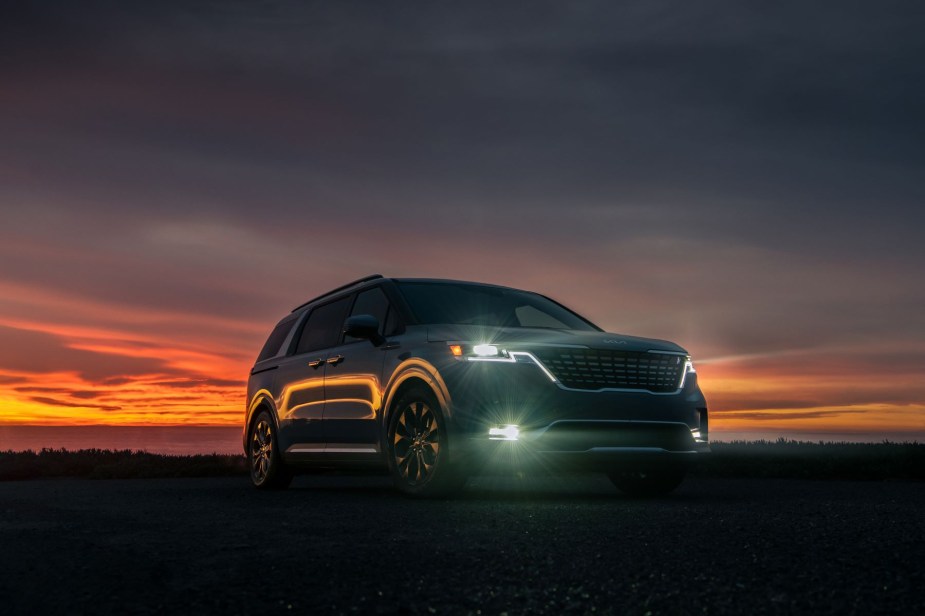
<box><xmin>0</xmin><ymin>280</ymin><xmax>257</xmax><ymax>426</ymax></box>
<box><xmin>2</xmin><ymin>276</ymin><xmax>924</xmax><ymax>443</ymax></box>
<box><xmin>697</xmin><ymin>349</ymin><xmax>925</xmax><ymax>438</ymax></box>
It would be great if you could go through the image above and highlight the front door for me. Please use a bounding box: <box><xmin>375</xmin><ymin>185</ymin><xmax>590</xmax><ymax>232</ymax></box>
<box><xmin>321</xmin><ymin>286</ymin><xmax>393</xmax><ymax>449</ymax></box>
<box><xmin>274</xmin><ymin>295</ymin><xmax>352</xmax><ymax>453</ymax></box>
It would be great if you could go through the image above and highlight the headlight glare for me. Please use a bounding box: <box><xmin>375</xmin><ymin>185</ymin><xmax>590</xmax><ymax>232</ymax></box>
<box><xmin>489</xmin><ymin>424</ymin><xmax>520</xmax><ymax>441</ymax></box>
<box><xmin>472</xmin><ymin>344</ymin><xmax>499</xmax><ymax>357</ymax></box>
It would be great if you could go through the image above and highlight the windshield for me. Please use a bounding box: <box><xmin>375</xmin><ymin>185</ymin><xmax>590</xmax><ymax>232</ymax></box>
<box><xmin>396</xmin><ymin>282</ymin><xmax>600</xmax><ymax>331</ymax></box>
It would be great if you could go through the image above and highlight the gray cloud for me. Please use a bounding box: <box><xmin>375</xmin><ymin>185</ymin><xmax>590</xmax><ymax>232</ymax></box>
<box><xmin>28</xmin><ymin>396</ymin><xmax>121</xmax><ymax>412</ymax></box>
<box><xmin>0</xmin><ymin>0</ymin><xmax>923</xmax><ymax>363</ymax></box>
<box><xmin>714</xmin><ymin>409</ymin><xmax>868</xmax><ymax>421</ymax></box>
<box><xmin>0</xmin><ymin>325</ymin><xmax>186</xmax><ymax>382</ymax></box>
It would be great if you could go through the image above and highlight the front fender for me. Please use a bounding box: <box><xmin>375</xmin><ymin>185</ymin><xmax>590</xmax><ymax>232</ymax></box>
<box><xmin>381</xmin><ymin>358</ymin><xmax>454</xmax><ymax>431</ymax></box>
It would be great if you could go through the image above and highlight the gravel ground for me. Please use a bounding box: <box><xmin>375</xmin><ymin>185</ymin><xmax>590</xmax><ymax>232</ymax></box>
<box><xmin>1</xmin><ymin>474</ymin><xmax>922</xmax><ymax>615</ymax></box>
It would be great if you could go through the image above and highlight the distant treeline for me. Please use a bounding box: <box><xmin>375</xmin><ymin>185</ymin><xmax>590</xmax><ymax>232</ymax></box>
<box><xmin>0</xmin><ymin>448</ymin><xmax>247</xmax><ymax>481</ymax></box>
<box><xmin>692</xmin><ymin>440</ymin><xmax>925</xmax><ymax>481</ymax></box>
<box><xmin>1</xmin><ymin>440</ymin><xmax>923</xmax><ymax>481</ymax></box>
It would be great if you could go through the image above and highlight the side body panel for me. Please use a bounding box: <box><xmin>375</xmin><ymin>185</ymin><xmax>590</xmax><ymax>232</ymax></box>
<box><xmin>272</xmin><ymin>352</ymin><xmax>326</xmax><ymax>452</ymax></box>
<box><xmin>320</xmin><ymin>340</ymin><xmax>387</xmax><ymax>447</ymax></box>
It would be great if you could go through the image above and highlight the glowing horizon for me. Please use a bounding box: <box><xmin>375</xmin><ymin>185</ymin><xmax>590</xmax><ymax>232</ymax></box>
<box><xmin>1</xmin><ymin>294</ymin><xmax>923</xmax><ymax>440</ymax></box>
<box><xmin>1</xmin><ymin>3</ymin><xmax>923</xmax><ymax>442</ymax></box>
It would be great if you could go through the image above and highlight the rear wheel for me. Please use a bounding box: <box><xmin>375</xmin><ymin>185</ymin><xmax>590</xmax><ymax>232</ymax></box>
<box><xmin>248</xmin><ymin>411</ymin><xmax>293</xmax><ymax>490</ymax></box>
<box><xmin>387</xmin><ymin>386</ymin><xmax>466</xmax><ymax>497</ymax></box>
<box><xmin>609</xmin><ymin>465</ymin><xmax>686</xmax><ymax>497</ymax></box>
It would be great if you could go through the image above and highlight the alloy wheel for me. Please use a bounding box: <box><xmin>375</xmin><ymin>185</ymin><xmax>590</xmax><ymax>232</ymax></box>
<box><xmin>392</xmin><ymin>401</ymin><xmax>441</xmax><ymax>485</ymax></box>
<box><xmin>251</xmin><ymin>418</ymin><xmax>274</xmax><ymax>484</ymax></box>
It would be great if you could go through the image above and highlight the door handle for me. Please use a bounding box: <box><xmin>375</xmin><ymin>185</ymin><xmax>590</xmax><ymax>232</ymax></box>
<box><xmin>307</xmin><ymin>359</ymin><xmax>324</xmax><ymax>369</ymax></box>
<box><xmin>326</xmin><ymin>355</ymin><xmax>344</xmax><ymax>365</ymax></box>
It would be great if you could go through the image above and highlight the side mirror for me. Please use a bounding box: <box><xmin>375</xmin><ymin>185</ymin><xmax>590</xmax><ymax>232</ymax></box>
<box><xmin>343</xmin><ymin>314</ymin><xmax>386</xmax><ymax>347</ymax></box>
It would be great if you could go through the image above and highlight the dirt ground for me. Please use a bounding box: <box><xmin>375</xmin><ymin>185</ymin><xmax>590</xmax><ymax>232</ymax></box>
<box><xmin>1</xmin><ymin>474</ymin><xmax>922</xmax><ymax>614</ymax></box>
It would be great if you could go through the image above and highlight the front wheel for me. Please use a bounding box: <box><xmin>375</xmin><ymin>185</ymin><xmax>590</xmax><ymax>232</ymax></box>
<box><xmin>387</xmin><ymin>386</ymin><xmax>466</xmax><ymax>497</ymax></box>
<box><xmin>608</xmin><ymin>465</ymin><xmax>686</xmax><ymax>497</ymax></box>
<box><xmin>248</xmin><ymin>411</ymin><xmax>293</xmax><ymax>490</ymax></box>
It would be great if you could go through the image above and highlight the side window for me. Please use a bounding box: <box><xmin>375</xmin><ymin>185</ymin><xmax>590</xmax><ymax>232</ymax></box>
<box><xmin>256</xmin><ymin>317</ymin><xmax>296</xmax><ymax>362</ymax></box>
<box><xmin>294</xmin><ymin>296</ymin><xmax>352</xmax><ymax>355</ymax></box>
<box><xmin>345</xmin><ymin>287</ymin><xmax>391</xmax><ymax>343</ymax></box>
<box><xmin>384</xmin><ymin>305</ymin><xmax>398</xmax><ymax>336</ymax></box>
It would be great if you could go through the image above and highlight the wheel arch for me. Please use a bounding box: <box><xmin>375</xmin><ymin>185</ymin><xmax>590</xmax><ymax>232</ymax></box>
<box><xmin>380</xmin><ymin>361</ymin><xmax>453</xmax><ymax>436</ymax></box>
<box><xmin>243</xmin><ymin>391</ymin><xmax>279</xmax><ymax>454</ymax></box>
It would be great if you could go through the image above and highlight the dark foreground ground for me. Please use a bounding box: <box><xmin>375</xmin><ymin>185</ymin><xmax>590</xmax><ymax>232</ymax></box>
<box><xmin>1</xmin><ymin>475</ymin><xmax>922</xmax><ymax>615</ymax></box>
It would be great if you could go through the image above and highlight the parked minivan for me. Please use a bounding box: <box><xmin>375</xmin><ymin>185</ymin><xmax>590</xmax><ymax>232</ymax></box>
<box><xmin>245</xmin><ymin>275</ymin><xmax>709</xmax><ymax>496</ymax></box>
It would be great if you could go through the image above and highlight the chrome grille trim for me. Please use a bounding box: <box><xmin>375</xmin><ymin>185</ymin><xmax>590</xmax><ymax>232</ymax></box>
<box><xmin>530</xmin><ymin>348</ymin><xmax>686</xmax><ymax>393</ymax></box>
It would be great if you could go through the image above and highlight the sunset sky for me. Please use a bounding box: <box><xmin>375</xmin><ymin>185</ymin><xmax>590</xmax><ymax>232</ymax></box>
<box><xmin>1</xmin><ymin>1</ymin><xmax>923</xmax><ymax>441</ymax></box>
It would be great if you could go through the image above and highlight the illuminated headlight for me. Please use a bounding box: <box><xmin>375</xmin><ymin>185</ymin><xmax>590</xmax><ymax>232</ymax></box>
<box><xmin>446</xmin><ymin>343</ymin><xmax>559</xmax><ymax>383</ymax></box>
<box><xmin>448</xmin><ymin>343</ymin><xmax>510</xmax><ymax>361</ymax></box>
<box><xmin>472</xmin><ymin>344</ymin><xmax>499</xmax><ymax>357</ymax></box>
<box><xmin>489</xmin><ymin>424</ymin><xmax>520</xmax><ymax>441</ymax></box>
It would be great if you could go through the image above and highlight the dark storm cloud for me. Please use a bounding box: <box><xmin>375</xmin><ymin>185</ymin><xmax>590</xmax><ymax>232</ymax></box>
<box><xmin>1</xmin><ymin>0</ymin><xmax>923</xmax><ymax>363</ymax></box>
<box><xmin>4</xmin><ymin>1</ymin><xmax>924</xmax><ymax>233</ymax></box>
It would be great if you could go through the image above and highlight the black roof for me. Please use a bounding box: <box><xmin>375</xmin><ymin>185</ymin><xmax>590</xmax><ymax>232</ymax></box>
<box><xmin>291</xmin><ymin>275</ymin><xmax>519</xmax><ymax>313</ymax></box>
<box><xmin>290</xmin><ymin>274</ymin><xmax>383</xmax><ymax>312</ymax></box>
<box><xmin>391</xmin><ymin>277</ymin><xmax>514</xmax><ymax>289</ymax></box>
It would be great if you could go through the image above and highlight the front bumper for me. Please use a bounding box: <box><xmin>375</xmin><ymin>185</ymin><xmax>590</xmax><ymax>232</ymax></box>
<box><xmin>457</xmin><ymin>419</ymin><xmax>709</xmax><ymax>472</ymax></box>
<box><xmin>440</xmin><ymin>359</ymin><xmax>710</xmax><ymax>471</ymax></box>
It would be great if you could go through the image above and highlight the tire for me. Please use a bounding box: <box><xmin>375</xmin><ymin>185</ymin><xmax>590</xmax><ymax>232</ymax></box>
<box><xmin>248</xmin><ymin>410</ymin><xmax>293</xmax><ymax>490</ymax></box>
<box><xmin>608</xmin><ymin>465</ymin><xmax>686</xmax><ymax>497</ymax></box>
<box><xmin>387</xmin><ymin>386</ymin><xmax>467</xmax><ymax>497</ymax></box>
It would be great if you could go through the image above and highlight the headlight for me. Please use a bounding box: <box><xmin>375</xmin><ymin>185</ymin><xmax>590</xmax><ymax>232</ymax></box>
<box><xmin>447</xmin><ymin>343</ymin><xmax>510</xmax><ymax>361</ymax></box>
<box><xmin>472</xmin><ymin>344</ymin><xmax>499</xmax><ymax>357</ymax></box>
<box><xmin>488</xmin><ymin>424</ymin><xmax>520</xmax><ymax>441</ymax></box>
<box><xmin>446</xmin><ymin>343</ymin><xmax>559</xmax><ymax>383</ymax></box>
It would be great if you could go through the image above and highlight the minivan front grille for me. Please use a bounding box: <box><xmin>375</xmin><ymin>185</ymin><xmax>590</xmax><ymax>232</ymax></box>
<box><xmin>530</xmin><ymin>348</ymin><xmax>685</xmax><ymax>392</ymax></box>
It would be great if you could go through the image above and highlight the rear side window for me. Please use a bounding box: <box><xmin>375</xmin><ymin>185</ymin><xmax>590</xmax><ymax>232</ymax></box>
<box><xmin>294</xmin><ymin>296</ymin><xmax>352</xmax><ymax>354</ymax></box>
<box><xmin>256</xmin><ymin>318</ymin><xmax>295</xmax><ymax>362</ymax></box>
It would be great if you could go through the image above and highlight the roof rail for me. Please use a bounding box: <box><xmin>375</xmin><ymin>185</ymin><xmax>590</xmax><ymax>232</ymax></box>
<box><xmin>291</xmin><ymin>274</ymin><xmax>384</xmax><ymax>312</ymax></box>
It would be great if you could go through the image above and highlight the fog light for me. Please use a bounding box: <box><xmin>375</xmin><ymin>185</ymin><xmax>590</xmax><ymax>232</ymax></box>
<box><xmin>489</xmin><ymin>424</ymin><xmax>520</xmax><ymax>441</ymax></box>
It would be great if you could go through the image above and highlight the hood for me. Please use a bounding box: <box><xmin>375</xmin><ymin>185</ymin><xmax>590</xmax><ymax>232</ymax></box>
<box><xmin>424</xmin><ymin>324</ymin><xmax>687</xmax><ymax>355</ymax></box>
